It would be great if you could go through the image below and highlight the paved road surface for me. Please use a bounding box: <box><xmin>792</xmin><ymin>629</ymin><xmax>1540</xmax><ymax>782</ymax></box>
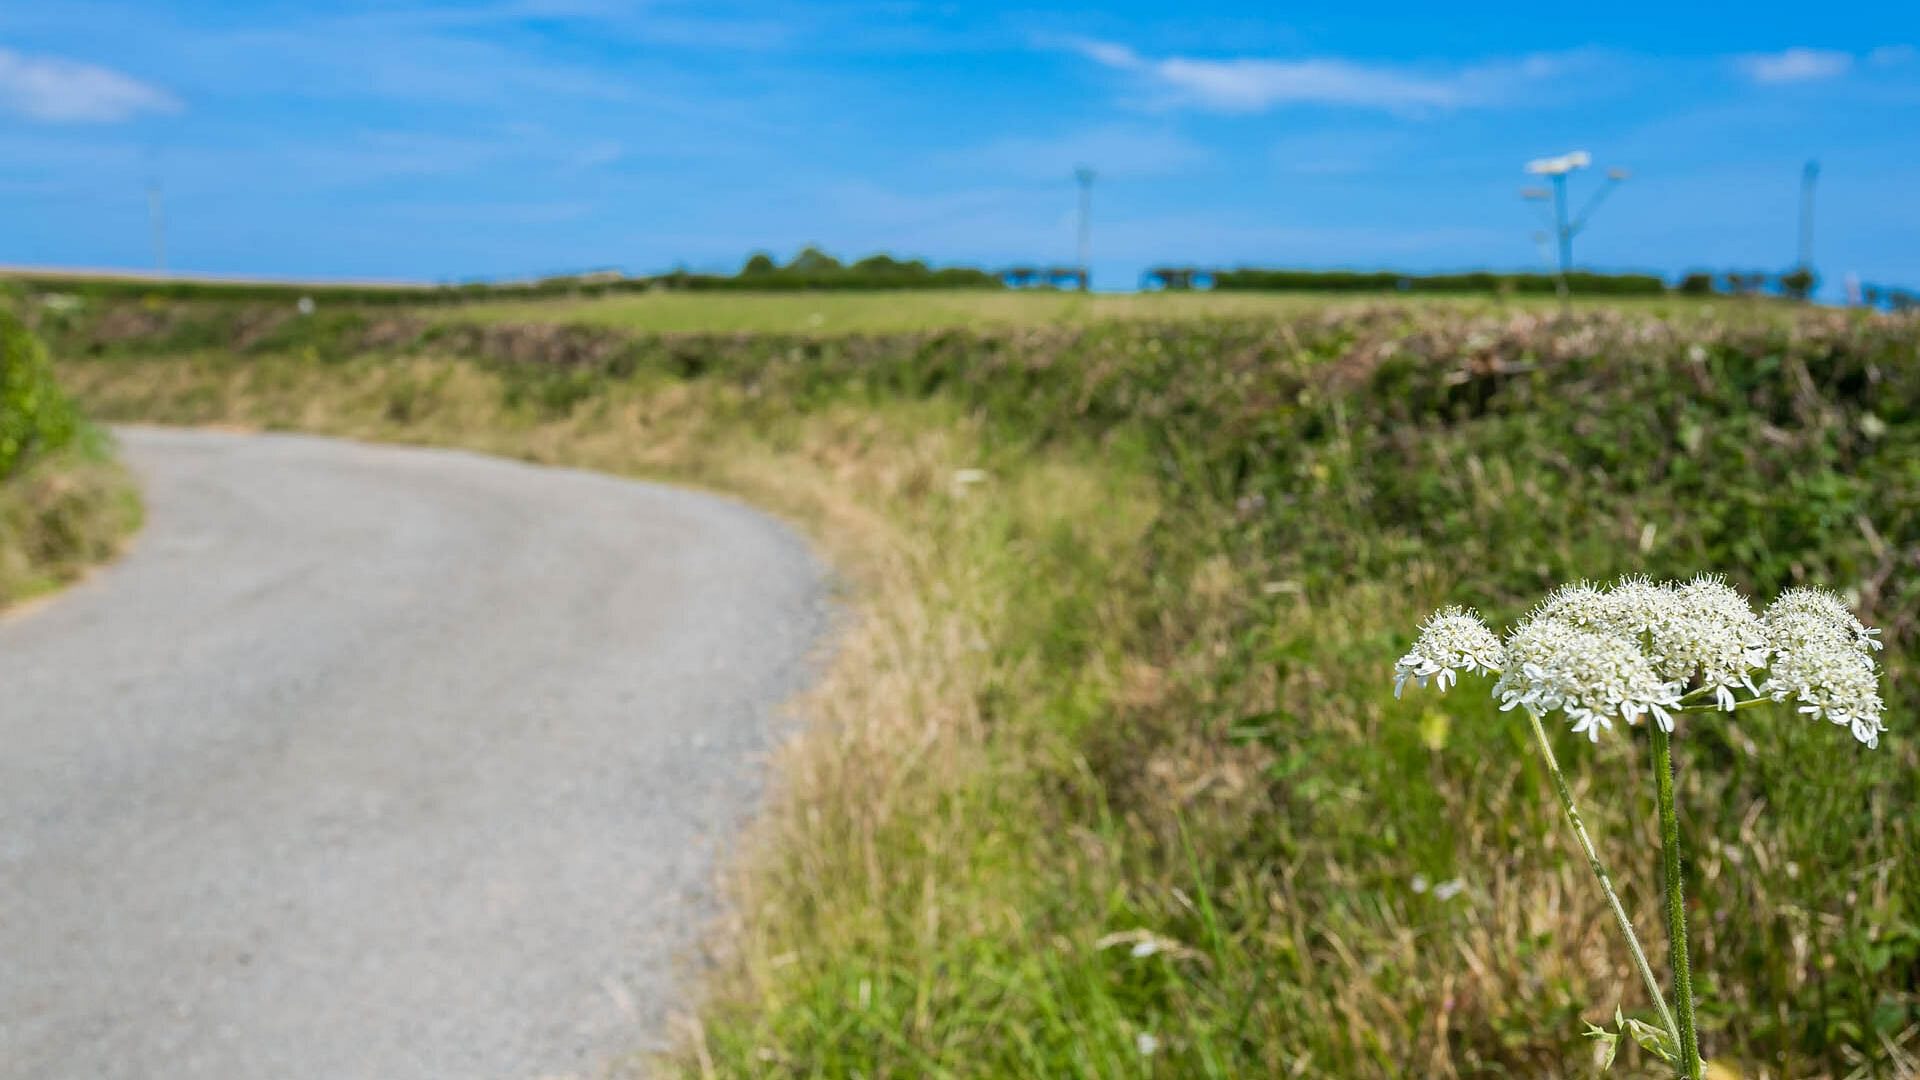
<box><xmin>0</xmin><ymin>427</ymin><xmax>830</xmax><ymax>1079</ymax></box>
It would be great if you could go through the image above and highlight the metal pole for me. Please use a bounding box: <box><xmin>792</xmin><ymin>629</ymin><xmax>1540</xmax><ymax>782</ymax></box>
<box><xmin>148</xmin><ymin>184</ymin><xmax>167</xmax><ymax>272</ymax></box>
<box><xmin>1553</xmin><ymin>173</ymin><xmax>1572</xmax><ymax>277</ymax></box>
<box><xmin>1074</xmin><ymin>167</ymin><xmax>1094</xmax><ymax>291</ymax></box>
<box><xmin>1798</xmin><ymin>160</ymin><xmax>1819</xmax><ymax>271</ymax></box>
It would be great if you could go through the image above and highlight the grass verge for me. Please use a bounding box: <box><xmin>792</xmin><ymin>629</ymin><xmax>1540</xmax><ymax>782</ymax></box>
<box><xmin>1</xmin><ymin>308</ymin><xmax>140</xmax><ymax>610</ymax></box>
<box><xmin>0</xmin><ymin>440</ymin><xmax>141</xmax><ymax>609</ymax></box>
<box><xmin>53</xmin><ymin>302</ymin><xmax>1920</xmax><ymax>1077</ymax></box>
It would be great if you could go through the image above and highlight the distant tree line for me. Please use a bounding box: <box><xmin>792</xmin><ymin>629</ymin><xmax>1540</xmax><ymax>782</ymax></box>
<box><xmin>1674</xmin><ymin>268</ymin><xmax>1818</xmax><ymax>300</ymax></box>
<box><xmin>684</xmin><ymin>247</ymin><xmax>1003</xmax><ymax>290</ymax></box>
<box><xmin>8</xmin><ymin>257</ymin><xmax>1912</xmax><ymax>307</ymax></box>
<box><xmin>1181</xmin><ymin>265</ymin><xmax>1911</xmax><ymax>303</ymax></box>
<box><xmin>0</xmin><ymin>248</ymin><xmax>1003</xmax><ymax>308</ymax></box>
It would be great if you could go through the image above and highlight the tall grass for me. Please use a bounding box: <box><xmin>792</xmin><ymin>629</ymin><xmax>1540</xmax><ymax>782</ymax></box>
<box><xmin>0</xmin><ymin>310</ymin><xmax>138</xmax><ymax>606</ymax></box>
<box><xmin>52</xmin><ymin>302</ymin><xmax>1920</xmax><ymax>1076</ymax></box>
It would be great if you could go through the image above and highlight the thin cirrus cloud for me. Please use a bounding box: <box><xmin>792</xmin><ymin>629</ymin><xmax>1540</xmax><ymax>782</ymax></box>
<box><xmin>0</xmin><ymin>47</ymin><xmax>181</xmax><ymax>123</ymax></box>
<box><xmin>1063</xmin><ymin>38</ymin><xmax>1583</xmax><ymax>114</ymax></box>
<box><xmin>1736</xmin><ymin>47</ymin><xmax>1854</xmax><ymax>84</ymax></box>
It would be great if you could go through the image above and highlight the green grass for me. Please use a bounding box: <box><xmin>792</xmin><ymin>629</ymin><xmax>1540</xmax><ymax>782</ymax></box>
<box><xmin>0</xmin><ymin>440</ymin><xmax>142</xmax><ymax>607</ymax></box>
<box><xmin>424</xmin><ymin>287</ymin><xmax>1745</xmax><ymax>336</ymax></box>
<box><xmin>0</xmin><ymin>308</ymin><xmax>140</xmax><ymax>608</ymax></box>
<box><xmin>51</xmin><ymin>299</ymin><xmax>1919</xmax><ymax>1078</ymax></box>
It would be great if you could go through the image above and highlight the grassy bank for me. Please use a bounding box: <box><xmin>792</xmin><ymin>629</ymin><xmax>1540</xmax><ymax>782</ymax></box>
<box><xmin>0</xmin><ymin>312</ymin><xmax>139</xmax><ymax>608</ymax></box>
<box><xmin>433</xmin><ymin>288</ymin><xmax>1746</xmax><ymax>335</ymax></box>
<box><xmin>53</xmin><ymin>303</ymin><xmax>1919</xmax><ymax>1076</ymax></box>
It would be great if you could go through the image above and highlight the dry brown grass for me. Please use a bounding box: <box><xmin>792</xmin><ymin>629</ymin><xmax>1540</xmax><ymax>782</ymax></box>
<box><xmin>0</xmin><ymin>447</ymin><xmax>141</xmax><ymax>610</ymax></box>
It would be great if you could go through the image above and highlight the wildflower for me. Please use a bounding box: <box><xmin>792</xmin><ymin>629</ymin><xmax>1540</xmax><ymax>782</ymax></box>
<box><xmin>1399</xmin><ymin>576</ymin><xmax>1885</xmax><ymax>748</ymax></box>
<box><xmin>1494</xmin><ymin>617</ymin><xmax>1683</xmax><ymax>740</ymax></box>
<box><xmin>1530</xmin><ymin>580</ymin><xmax>1610</xmax><ymax>628</ymax></box>
<box><xmin>1135</xmin><ymin>1033</ymin><xmax>1160</xmax><ymax>1056</ymax></box>
<box><xmin>1394</xmin><ymin>606</ymin><xmax>1504</xmax><ymax>698</ymax></box>
<box><xmin>1398</xmin><ymin>574</ymin><xmax>1890</xmax><ymax>1077</ymax></box>
<box><xmin>1760</xmin><ymin>592</ymin><xmax>1887</xmax><ymax>747</ymax></box>
<box><xmin>1763</xmin><ymin>586</ymin><xmax>1882</xmax><ymax>656</ymax></box>
<box><xmin>1596</xmin><ymin>575</ymin><xmax>1676</xmax><ymax>638</ymax></box>
<box><xmin>1658</xmin><ymin>575</ymin><xmax>1770</xmax><ymax>709</ymax></box>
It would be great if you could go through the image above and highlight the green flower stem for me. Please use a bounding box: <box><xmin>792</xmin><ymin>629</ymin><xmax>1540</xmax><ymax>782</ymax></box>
<box><xmin>1523</xmin><ymin>709</ymin><xmax>1681</xmax><ymax>1048</ymax></box>
<box><xmin>1650</xmin><ymin>725</ymin><xmax>1703</xmax><ymax>1078</ymax></box>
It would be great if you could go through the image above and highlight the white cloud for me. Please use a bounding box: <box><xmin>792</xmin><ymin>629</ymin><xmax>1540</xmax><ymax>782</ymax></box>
<box><xmin>1868</xmin><ymin>44</ymin><xmax>1915</xmax><ymax>67</ymax></box>
<box><xmin>0</xmin><ymin>47</ymin><xmax>181</xmax><ymax>123</ymax></box>
<box><xmin>1737</xmin><ymin>47</ymin><xmax>1853</xmax><ymax>84</ymax></box>
<box><xmin>1064</xmin><ymin>38</ymin><xmax>1581</xmax><ymax>114</ymax></box>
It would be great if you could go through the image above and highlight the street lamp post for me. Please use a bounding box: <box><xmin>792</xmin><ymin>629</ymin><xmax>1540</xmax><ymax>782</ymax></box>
<box><xmin>1074</xmin><ymin>166</ymin><xmax>1095</xmax><ymax>292</ymax></box>
<box><xmin>1521</xmin><ymin>150</ymin><xmax>1629</xmax><ymax>307</ymax></box>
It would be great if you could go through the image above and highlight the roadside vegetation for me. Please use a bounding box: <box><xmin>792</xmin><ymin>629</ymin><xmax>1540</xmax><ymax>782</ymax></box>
<box><xmin>45</xmin><ymin>298</ymin><xmax>1918</xmax><ymax>1076</ymax></box>
<box><xmin>427</xmin><ymin>287</ymin><xmax>1733</xmax><ymax>335</ymax></box>
<box><xmin>0</xmin><ymin>310</ymin><xmax>139</xmax><ymax>608</ymax></box>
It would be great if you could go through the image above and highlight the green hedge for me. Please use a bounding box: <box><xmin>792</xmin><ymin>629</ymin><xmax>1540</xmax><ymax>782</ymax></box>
<box><xmin>3</xmin><ymin>257</ymin><xmax>1004</xmax><ymax>309</ymax></box>
<box><xmin>1212</xmin><ymin>268</ymin><xmax>1669</xmax><ymax>295</ymax></box>
<box><xmin>0</xmin><ymin>311</ymin><xmax>82</xmax><ymax>480</ymax></box>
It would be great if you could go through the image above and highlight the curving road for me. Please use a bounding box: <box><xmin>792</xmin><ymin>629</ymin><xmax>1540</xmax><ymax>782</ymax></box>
<box><xmin>0</xmin><ymin>427</ymin><xmax>830</xmax><ymax>1080</ymax></box>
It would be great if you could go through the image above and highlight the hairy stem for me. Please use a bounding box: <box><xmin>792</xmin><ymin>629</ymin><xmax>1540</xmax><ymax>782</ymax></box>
<box><xmin>1651</xmin><ymin>726</ymin><xmax>1703</xmax><ymax>1078</ymax></box>
<box><xmin>1524</xmin><ymin>710</ymin><xmax>1681</xmax><ymax>1047</ymax></box>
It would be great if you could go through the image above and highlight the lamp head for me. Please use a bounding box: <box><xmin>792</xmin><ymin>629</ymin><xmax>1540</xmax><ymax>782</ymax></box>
<box><xmin>1525</xmin><ymin>149</ymin><xmax>1592</xmax><ymax>176</ymax></box>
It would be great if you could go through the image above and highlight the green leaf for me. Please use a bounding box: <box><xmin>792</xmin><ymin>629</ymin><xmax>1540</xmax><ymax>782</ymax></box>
<box><xmin>1623</xmin><ymin>1016</ymin><xmax>1678</xmax><ymax>1064</ymax></box>
<box><xmin>1582</xmin><ymin>1022</ymin><xmax>1621</xmax><ymax>1071</ymax></box>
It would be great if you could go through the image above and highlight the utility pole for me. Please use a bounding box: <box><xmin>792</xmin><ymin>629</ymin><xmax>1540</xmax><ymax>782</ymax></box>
<box><xmin>1797</xmin><ymin>159</ymin><xmax>1819</xmax><ymax>271</ymax></box>
<box><xmin>1550</xmin><ymin>171</ymin><xmax>1572</xmax><ymax>276</ymax></box>
<box><xmin>1074</xmin><ymin>166</ymin><xmax>1094</xmax><ymax>292</ymax></box>
<box><xmin>1521</xmin><ymin>150</ymin><xmax>1629</xmax><ymax>309</ymax></box>
<box><xmin>147</xmin><ymin>182</ymin><xmax>167</xmax><ymax>273</ymax></box>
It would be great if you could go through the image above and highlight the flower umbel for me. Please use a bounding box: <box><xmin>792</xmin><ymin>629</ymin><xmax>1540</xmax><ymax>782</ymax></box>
<box><xmin>1494</xmin><ymin>616</ymin><xmax>1683</xmax><ymax>740</ymax></box>
<box><xmin>1396</xmin><ymin>576</ymin><xmax>1888</xmax><ymax>748</ymax></box>
<box><xmin>1760</xmin><ymin>588</ymin><xmax>1887</xmax><ymax>747</ymax></box>
<box><xmin>1394</xmin><ymin>574</ymin><xmax>1890</xmax><ymax>1079</ymax></box>
<box><xmin>1394</xmin><ymin>606</ymin><xmax>1504</xmax><ymax>698</ymax></box>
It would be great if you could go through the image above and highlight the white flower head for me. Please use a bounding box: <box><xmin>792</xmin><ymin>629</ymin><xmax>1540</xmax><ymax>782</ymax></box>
<box><xmin>1529</xmin><ymin>580</ymin><xmax>1609</xmax><ymax>629</ymax></box>
<box><xmin>1400</xmin><ymin>577</ymin><xmax>1886</xmax><ymax>750</ymax></box>
<box><xmin>1763</xmin><ymin>586</ymin><xmax>1882</xmax><ymax>655</ymax></box>
<box><xmin>1656</xmin><ymin>575</ymin><xmax>1771</xmax><ymax>708</ymax></box>
<box><xmin>1596</xmin><ymin>575</ymin><xmax>1677</xmax><ymax>639</ymax></box>
<box><xmin>1761</xmin><ymin>589</ymin><xmax>1887</xmax><ymax>747</ymax></box>
<box><xmin>1394</xmin><ymin>606</ymin><xmax>1504</xmax><ymax>698</ymax></box>
<box><xmin>1493</xmin><ymin>616</ymin><xmax>1684</xmax><ymax>740</ymax></box>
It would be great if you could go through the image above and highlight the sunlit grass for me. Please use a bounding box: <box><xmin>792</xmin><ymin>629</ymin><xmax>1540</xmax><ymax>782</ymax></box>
<box><xmin>0</xmin><ymin>442</ymin><xmax>141</xmax><ymax>609</ymax></box>
<box><xmin>52</xmin><ymin>300</ymin><xmax>1919</xmax><ymax>1077</ymax></box>
<box><xmin>425</xmin><ymin>287</ymin><xmax>1747</xmax><ymax>336</ymax></box>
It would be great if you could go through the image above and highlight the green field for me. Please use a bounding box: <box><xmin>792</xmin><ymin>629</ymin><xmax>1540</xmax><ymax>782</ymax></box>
<box><xmin>427</xmin><ymin>287</ymin><xmax>1742</xmax><ymax>335</ymax></box>
<box><xmin>41</xmin><ymin>295</ymin><xmax>1919</xmax><ymax>1077</ymax></box>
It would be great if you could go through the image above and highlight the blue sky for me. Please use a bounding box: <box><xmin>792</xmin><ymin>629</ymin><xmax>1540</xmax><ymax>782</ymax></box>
<box><xmin>2</xmin><ymin>2</ymin><xmax>1917</xmax><ymax>293</ymax></box>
